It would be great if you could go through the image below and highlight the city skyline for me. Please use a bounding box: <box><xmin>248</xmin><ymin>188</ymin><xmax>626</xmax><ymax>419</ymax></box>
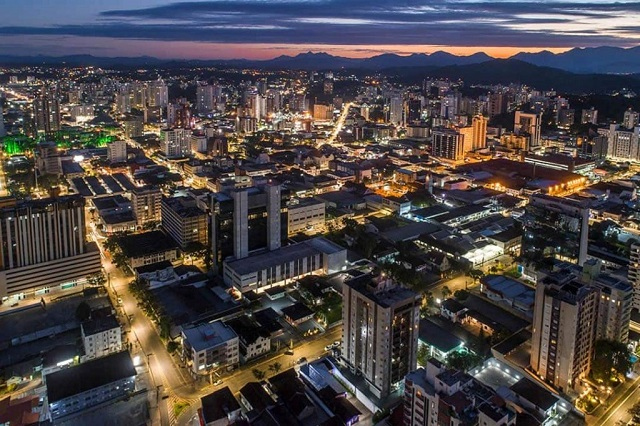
<box><xmin>1</xmin><ymin>0</ymin><xmax>640</xmax><ymax>59</ymax></box>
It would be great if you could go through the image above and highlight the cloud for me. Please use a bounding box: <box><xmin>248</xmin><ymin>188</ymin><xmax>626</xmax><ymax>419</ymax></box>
<box><xmin>1</xmin><ymin>0</ymin><xmax>639</xmax><ymax>52</ymax></box>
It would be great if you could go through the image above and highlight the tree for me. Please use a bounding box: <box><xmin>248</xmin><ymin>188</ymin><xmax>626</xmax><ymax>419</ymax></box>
<box><xmin>75</xmin><ymin>301</ymin><xmax>91</xmax><ymax>322</ymax></box>
<box><xmin>446</xmin><ymin>351</ymin><xmax>483</xmax><ymax>371</ymax></box>
<box><xmin>592</xmin><ymin>340</ymin><xmax>632</xmax><ymax>385</ymax></box>
<box><xmin>269</xmin><ymin>362</ymin><xmax>282</xmax><ymax>375</ymax></box>
<box><xmin>424</xmin><ymin>291</ymin><xmax>435</xmax><ymax>308</ymax></box>
<box><xmin>86</xmin><ymin>272</ymin><xmax>106</xmax><ymax>287</ymax></box>
<box><xmin>454</xmin><ymin>289</ymin><xmax>470</xmax><ymax>301</ymax></box>
<box><xmin>441</xmin><ymin>286</ymin><xmax>451</xmax><ymax>300</ymax></box>
<box><xmin>417</xmin><ymin>344</ymin><xmax>430</xmax><ymax>367</ymax></box>
<box><xmin>252</xmin><ymin>368</ymin><xmax>266</xmax><ymax>381</ymax></box>
<box><xmin>167</xmin><ymin>341</ymin><xmax>179</xmax><ymax>354</ymax></box>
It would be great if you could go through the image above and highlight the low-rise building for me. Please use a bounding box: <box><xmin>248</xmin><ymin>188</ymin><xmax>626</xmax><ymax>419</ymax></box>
<box><xmin>225</xmin><ymin>316</ymin><xmax>271</xmax><ymax>363</ymax></box>
<box><xmin>200</xmin><ymin>386</ymin><xmax>242</xmax><ymax>426</ymax></box>
<box><xmin>45</xmin><ymin>351</ymin><xmax>136</xmax><ymax>421</ymax></box>
<box><xmin>181</xmin><ymin>321</ymin><xmax>239</xmax><ymax>377</ymax></box>
<box><xmin>117</xmin><ymin>231</ymin><xmax>179</xmax><ymax>269</ymax></box>
<box><xmin>81</xmin><ymin>311</ymin><xmax>122</xmax><ymax>360</ymax></box>
<box><xmin>223</xmin><ymin>237</ymin><xmax>346</xmax><ymax>293</ymax></box>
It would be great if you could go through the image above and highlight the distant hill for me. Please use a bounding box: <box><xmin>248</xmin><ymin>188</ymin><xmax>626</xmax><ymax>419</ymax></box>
<box><xmin>511</xmin><ymin>46</ymin><xmax>640</xmax><ymax>74</ymax></box>
<box><xmin>387</xmin><ymin>59</ymin><xmax>640</xmax><ymax>93</ymax></box>
<box><xmin>2</xmin><ymin>48</ymin><xmax>640</xmax><ymax>74</ymax></box>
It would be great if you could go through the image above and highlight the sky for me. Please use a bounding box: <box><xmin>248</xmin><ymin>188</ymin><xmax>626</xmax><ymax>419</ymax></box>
<box><xmin>1</xmin><ymin>0</ymin><xmax>640</xmax><ymax>60</ymax></box>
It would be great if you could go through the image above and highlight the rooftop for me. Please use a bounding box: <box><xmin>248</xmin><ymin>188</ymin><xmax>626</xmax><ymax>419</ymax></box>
<box><xmin>509</xmin><ymin>378</ymin><xmax>558</xmax><ymax>411</ymax></box>
<box><xmin>182</xmin><ymin>321</ymin><xmax>237</xmax><ymax>352</ymax></box>
<box><xmin>418</xmin><ymin>319</ymin><xmax>464</xmax><ymax>353</ymax></box>
<box><xmin>46</xmin><ymin>351</ymin><xmax>136</xmax><ymax>403</ymax></box>
<box><xmin>201</xmin><ymin>387</ymin><xmax>241</xmax><ymax>423</ymax></box>
<box><xmin>118</xmin><ymin>230</ymin><xmax>177</xmax><ymax>258</ymax></box>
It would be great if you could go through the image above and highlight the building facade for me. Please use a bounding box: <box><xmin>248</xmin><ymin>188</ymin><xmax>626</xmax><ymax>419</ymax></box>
<box><xmin>131</xmin><ymin>186</ymin><xmax>162</xmax><ymax>226</ymax></box>
<box><xmin>81</xmin><ymin>314</ymin><xmax>122</xmax><ymax>360</ymax></box>
<box><xmin>182</xmin><ymin>322</ymin><xmax>239</xmax><ymax>377</ymax></box>
<box><xmin>161</xmin><ymin>196</ymin><xmax>208</xmax><ymax>250</ymax></box>
<box><xmin>342</xmin><ymin>274</ymin><xmax>420</xmax><ymax>398</ymax></box>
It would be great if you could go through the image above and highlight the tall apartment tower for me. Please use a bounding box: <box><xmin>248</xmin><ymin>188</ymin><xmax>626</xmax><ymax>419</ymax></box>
<box><xmin>623</xmin><ymin>109</ymin><xmax>639</xmax><ymax>129</ymax></box>
<box><xmin>342</xmin><ymin>274</ymin><xmax>420</xmax><ymax>398</ymax></box>
<box><xmin>530</xmin><ymin>278</ymin><xmax>598</xmax><ymax>392</ymax></box>
<box><xmin>33</xmin><ymin>93</ymin><xmax>61</xmax><ymax>133</ymax></box>
<box><xmin>266</xmin><ymin>183</ymin><xmax>281</xmax><ymax>251</ymax></box>
<box><xmin>471</xmin><ymin>115</ymin><xmax>487</xmax><ymax>150</ymax></box>
<box><xmin>131</xmin><ymin>186</ymin><xmax>162</xmax><ymax>226</ymax></box>
<box><xmin>106</xmin><ymin>140</ymin><xmax>127</xmax><ymax>164</ymax></box>
<box><xmin>431</xmin><ymin>127</ymin><xmax>467</xmax><ymax>161</ymax></box>
<box><xmin>628</xmin><ymin>243</ymin><xmax>640</xmax><ymax>311</ymax></box>
<box><xmin>232</xmin><ymin>189</ymin><xmax>249</xmax><ymax>259</ymax></box>
<box><xmin>196</xmin><ymin>84</ymin><xmax>216</xmax><ymax>114</ymax></box>
<box><xmin>514</xmin><ymin>111</ymin><xmax>542</xmax><ymax>149</ymax></box>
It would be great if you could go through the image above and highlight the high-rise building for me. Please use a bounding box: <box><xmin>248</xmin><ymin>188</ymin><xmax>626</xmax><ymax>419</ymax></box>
<box><xmin>0</xmin><ymin>102</ymin><xmax>6</xmax><ymax>138</ymax></box>
<box><xmin>131</xmin><ymin>186</ymin><xmax>162</xmax><ymax>226</ymax></box>
<box><xmin>342</xmin><ymin>273</ymin><xmax>420</xmax><ymax>398</ymax></box>
<box><xmin>599</xmin><ymin>124</ymin><xmax>640</xmax><ymax>162</ymax></box>
<box><xmin>581</xmin><ymin>107</ymin><xmax>598</xmax><ymax>125</ymax></box>
<box><xmin>521</xmin><ymin>194</ymin><xmax>590</xmax><ymax>266</ymax></box>
<box><xmin>196</xmin><ymin>84</ymin><xmax>216</xmax><ymax>114</ymax></box>
<box><xmin>115</xmin><ymin>92</ymin><xmax>131</xmax><ymax>114</ymax></box>
<box><xmin>160</xmin><ymin>128</ymin><xmax>190</xmax><ymax>158</ymax></box>
<box><xmin>431</xmin><ymin>127</ymin><xmax>469</xmax><ymax>161</ymax></box>
<box><xmin>0</xmin><ymin>196</ymin><xmax>101</xmax><ymax>299</ymax></box>
<box><xmin>106</xmin><ymin>140</ymin><xmax>127</xmax><ymax>164</ymax></box>
<box><xmin>33</xmin><ymin>93</ymin><xmax>61</xmax><ymax>133</ymax></box>
<box><xmin>405</xmin><ymin>99</ymin><xmax>422</xmax><ymax>125</ymax></box>
<box><xmin>147</xmin><ymin>79</ymin><xmax>168</xmax><ymax>108</ymax></box>
<box><xmin>530</xmin><ymin>276</ymin><xmax>598</xmax><ymax>391</ymax></box>
<box><xmin>161</xmin><ymin>196</ymin><xmax>208</xmax><ymax>250</ymax></box>
<box><xmin>440</xmin><ymin>93</ymin><xmax>459</xmax><ymax>119</ymax></box>
<box><xmin>623</xmin><ymin>109</ymin><xmax>639</xmax><ymax>129</ymax></box>
<box><xmin>122</xmin><ymin>116</ymin><xmax>143</xmax><ymax>138</ymax></box>
<box><xmin>388</xmin><ymin>96</ymin><xmax>403</xmax><ymax>125</ymax></box>
<box><xmin>557</xmin><ymin>109</ymin><xmax>575</xmax><ymax>129</ymax></box>
<box><xmin>487</xmin><ymin>92</ymin><xmax>506</xmax><ymax>117</ymax></box>
<box><xmin>628</xmin><ymin>243</ymin><xmax>640</xmax><ymax>311</ymax></box>
<box><xmin>471</xmin><ymin>115</ymin><xmax>487</xmax><ymax>150</ymax></box>
<box><xmin>514</xmin><ymin>111</ymin><xmax>542</xmax><ymax>149</ymax></box>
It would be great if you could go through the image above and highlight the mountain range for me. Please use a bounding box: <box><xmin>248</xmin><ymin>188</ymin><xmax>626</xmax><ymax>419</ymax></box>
<box><xmin>1</xmin><ymin>46</ymin><xmax>640</xmax><ymax>74</ymax></box>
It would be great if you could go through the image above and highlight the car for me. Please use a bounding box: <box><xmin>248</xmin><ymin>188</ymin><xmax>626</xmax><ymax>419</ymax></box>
<box><xmin>213</xmin><ymin>379</ymin><xmax>223</xmax><ymax>386</ymax></box>
<box><xmin>324</xmin><ymin>345</ymin><xmax>331</xmax><ymax>352</ymax></box>
<box><xmin>333</xmin><ymin>341</ymin><xmax>341</xmax><ymax>347</ymax></box>
<box><xmin>117</xmin><ymin>297</ymin><xmax>123</xmax><ymax>305</ymax></box>
<box><xmin>285</xmin><ymin>350</ymin><xmax>294</xmax><ymax>356</ymax></box>
<box><xmin>297</xmin><ymin>357</ymin><xmax>307</xmax><ymax>364</ymax></box>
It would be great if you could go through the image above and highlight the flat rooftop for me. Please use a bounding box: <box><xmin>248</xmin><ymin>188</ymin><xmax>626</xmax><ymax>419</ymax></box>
<box><xmin>182</xmin><ymin>321</ymin><xmax>237</xmax><ymax>352</ymax></box>
<box><xmin>118</xmin><ymin>230</ymin><xmax>177</xmax><ymax>258</ymax></box>
<box><xmin>46</xmin><ymin>350</ymin><xmax>136</xmax><ymax>403</ymax></box>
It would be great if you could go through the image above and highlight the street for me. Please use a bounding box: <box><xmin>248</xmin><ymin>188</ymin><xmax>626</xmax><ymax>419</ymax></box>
<box><xmin>591</xmin><ymin>375</ymin><xmax>640</xmax><ymax>426</ymax></box>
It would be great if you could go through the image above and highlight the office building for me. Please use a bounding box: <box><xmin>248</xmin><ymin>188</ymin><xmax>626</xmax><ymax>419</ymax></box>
<box><xmin>623</xmin><ymin>109</ymin><xmax>639</xmax><ymax>129</ymax></box>
<box><xmin>530</xmin><ymin>277</ymin><xmax>598</xmax><ymax>391</ymax></box>
<box><xmin>287</xmin><ymin>198</ymin><xmax>326</xmax><ymax>236</ymax></box>
<box><xmin>342</xmin><ymin>273</ymin><xmax>420</xmax><ymax>398</ymax></box>
<box><xmin>160</xmin><ymin>127</ymin><xmax>190</xmax><ymax>158</ymax></box>
<box><xmin>190</xmin><ymin>134</ymin><xmax>207</xmax><ymax>154</ymax></box>
<box><xmin>81</xmin><ymin>313</ymin><xmax>122</xmax><ymax>360</ymax></box>
<box><xmin>131</xmin><ymin>186</ymin><xmax>162</xmax><ymax>226</ymax></box>
<box><xmin>161</xmin><ymin>196</ymin><xmax>208</xmax><ymax>250</ymax></box>
<box><xmin>514</xmin><ymin>111</ymin><xmax>542</xmax><ymax>149</ymax></box>
<box><xmin>223</xmin><ymin>237</ymin><xmax>346</xmax><ymax>293</ymax></box>
<box><xmin>33</xmin><ymin>93</ymin><xmax>61</xmax><ymax>133</ymax></box>
<box><xmin>210</xmin><ymin>185</ymin><xmax>287</xmax><ymax>272</ymax></box>
<box><xmin>521</xmin><ymin>194</ymin><xmax>590</xmax><ymax>266</ymax></box>
<box><xmin>45</xmin><ymin>351</ymin><xmax>136</xmax><ymax>421</ymax></box>
<box><xmin>0</xmin><ymin>196</ymin><xmax>101</xmax><ymax>299</ymax></box>
<box><xmin>106</xmin><ymin>140</ymin><xmax>127</xmax><ymax>164</ymax></box>
<box><xmin>313</xmin><ymin>103</ymin><xmax>332</xmax><ymax>121</ymax></box>
<box><xmin>181</xmin><ymin>322</ymin><xmax>239</xmax><ymax>377</ymax></box>
<box><xmin>266</xmin><ymin>183</ymin><xmax>281</xmax><ymax>251</ymax></box>
<box><xmin>431</xmin><ymin>127</ymin><xmax>468</xmax><ymax>161</ymax></box>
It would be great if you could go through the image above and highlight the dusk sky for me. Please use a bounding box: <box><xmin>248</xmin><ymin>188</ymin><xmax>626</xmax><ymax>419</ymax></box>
<box><xmin>1</xmin><ymin>0</ymin><xmax>640</xmax><ymax>59</ymax></box>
